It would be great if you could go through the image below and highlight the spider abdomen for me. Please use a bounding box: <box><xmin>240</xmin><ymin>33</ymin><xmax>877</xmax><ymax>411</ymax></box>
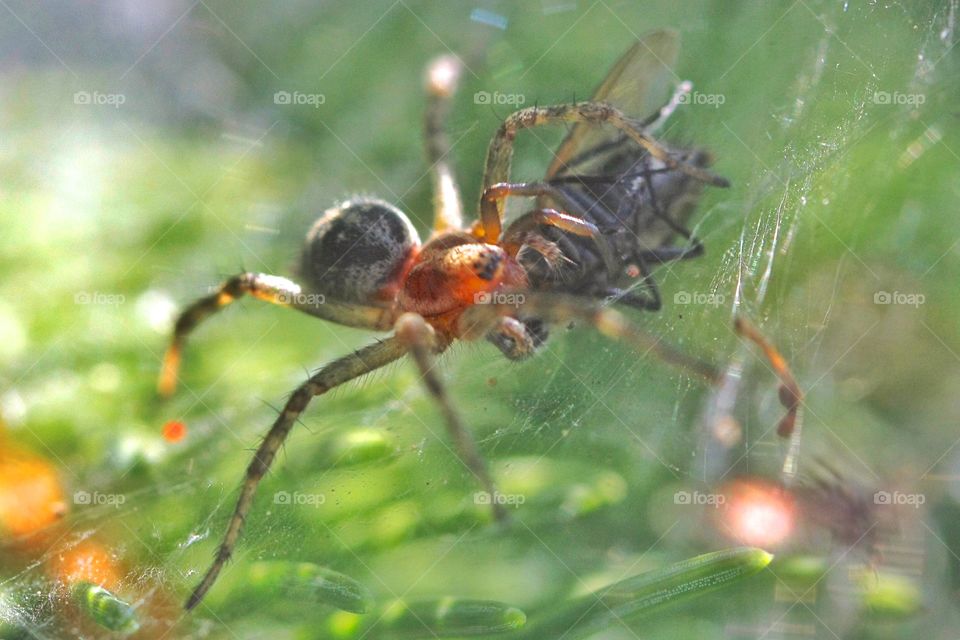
<box><xmin>299</xmin><ymin>198</ymin><xmax>421</xmax><ymax>304</ymax></box>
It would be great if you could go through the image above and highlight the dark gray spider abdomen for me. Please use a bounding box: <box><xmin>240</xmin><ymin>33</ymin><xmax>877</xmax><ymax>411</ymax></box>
<box><xmin>299</xmin><ymin>198</ymin><xmax>421</xmax><ymax>303</ymax></box>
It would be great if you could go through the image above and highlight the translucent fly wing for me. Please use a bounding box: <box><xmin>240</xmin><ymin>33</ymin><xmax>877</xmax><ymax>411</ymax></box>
<box><xmin>546</xmin><ymin>29</ymin><xmax>680</xmax><ymax>179</ymax></box>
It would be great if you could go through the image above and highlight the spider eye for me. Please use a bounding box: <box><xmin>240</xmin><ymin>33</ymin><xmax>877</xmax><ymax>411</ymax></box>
<box><xmin>300</xmin><ymin>198</ymin><xmax>421</xmax><ymax>303</ymax></box>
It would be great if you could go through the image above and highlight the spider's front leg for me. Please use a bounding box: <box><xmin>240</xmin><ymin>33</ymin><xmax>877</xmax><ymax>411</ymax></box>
<box><xmin>395</xmin><ymin>313</ymin><xmax>510</xmax><ymax>524</ymax></box>
<box><xmin>184</xmin><ymin>337</ymin><xmax>408</xmax><ymax>611</ymax></box>
<box><xmin>424</xmin><ymin>55</ymin><xmax>465</xmax><ymax>233</ymax></box>
<box><xmin>477</xmin><ymin>181</ymin><xmax>587</xmax><ymax>244</ymax></box>
<box><xmin>159</xmin><ymin>272</ymin><xmax>394</xmax><ymax>396</ymax></box>
<box><xmin>478</xmin><ymin>101</ymin><xmax>730</xmax><ymax>239</ymax></box>
<box><xmin>474</xmin><ymin>181</ymin><xmax>619</xmax><ymax>289</ymax></box>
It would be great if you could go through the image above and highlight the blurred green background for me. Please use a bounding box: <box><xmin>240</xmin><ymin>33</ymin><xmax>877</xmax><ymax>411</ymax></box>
<box><xmin>2</xmin><ymin>1</ymin><xmax>959</xmax><ymax>637</ymax></box>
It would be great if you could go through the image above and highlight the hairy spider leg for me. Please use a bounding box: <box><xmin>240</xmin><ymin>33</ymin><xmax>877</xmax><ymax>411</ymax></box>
<box><xmin>396</xmin><ymin>312</ymin><xmax>509</xmax><ymax>523</ymax></box>
<box><xmin>459</xmin><ymin>293</ymin><xmax>802</xmax><ymax>437</ymax></box>
<box><xmin>183</xmin><ymin>308</ymin><xmax>516</xmax><ymax>610</ymax></box>
<box><xmin>478</xmin><ymin>101</ymin><xmax>730</xmax><ymax>243</ymax></box>
<box><xmin>480</xmin><ymin>182</ymin><xmax>618</xmax><ymax>278</ymax></box>
<box><xmin>425</xmin><ymin>55</ymin><xmax>465</xmax><ymax>233</ymax></box>
<box><xmin>733</xmin><ymin>316</ymin><xmax>803</xmax><ymax>439</ymax></box>
<box><xmin>158</xmin><ymin>273</ymin><xmax>395</xmax><ymax>396</ymax></box>
<box><xmin>184</xmin><ymin>337</ymin><xmax>408</xmax><ymax>610</ymax></box>
<box><xmin>458</xmin><ymin>292</ymin><xmax>721</xmax><ymax>384</ymax></box>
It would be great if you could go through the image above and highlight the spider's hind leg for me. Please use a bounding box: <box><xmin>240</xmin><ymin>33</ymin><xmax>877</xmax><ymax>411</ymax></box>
<box><xmin>460</xmin><ymin>294</ymin><xmax>802</xmax><ymax>445</ymax></box>
<box><xmin>395</xmin><ymin>313</ymin><xmax>510</xmax><ymax>524</ymax></box>
<box><xmin>184</xmin><ymin>336</ymin><xmax>408</xmax><ymax>610</ymax></box>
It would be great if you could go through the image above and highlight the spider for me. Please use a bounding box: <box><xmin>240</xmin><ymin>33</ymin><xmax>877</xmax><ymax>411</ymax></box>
<box><xmin>159</xmin><ymin>30</ymin><xmax>800</xmax><ymax>610</ymax></box>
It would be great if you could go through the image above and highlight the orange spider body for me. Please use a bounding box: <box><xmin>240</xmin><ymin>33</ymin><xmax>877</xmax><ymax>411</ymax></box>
<box><xmin>398</xmin><ymin>232</ymin><xmax>527</xmax><ymax>337</ymax></box>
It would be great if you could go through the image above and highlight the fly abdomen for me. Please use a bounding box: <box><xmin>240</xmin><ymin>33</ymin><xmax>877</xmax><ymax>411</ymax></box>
<box><xmin>519</xmin><ymin>145</ymin><xmax>714</xmax><ymax>306</ymax></box>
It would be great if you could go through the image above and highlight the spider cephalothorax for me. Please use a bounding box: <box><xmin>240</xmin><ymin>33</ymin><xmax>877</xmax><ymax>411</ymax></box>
<box><xmin>399</xmin><ymin>231</ymin><xmax>528</xmax><ymax>324</ymax></box>
<box><xmin>160</xmin><ymin>31</ymin><xmax>800</xmax><ymax>611</ymax></box>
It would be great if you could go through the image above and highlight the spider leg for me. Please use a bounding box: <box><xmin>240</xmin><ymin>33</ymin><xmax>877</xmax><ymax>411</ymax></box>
<box><xmin>513</xmin><ymin>233</ymin><xmax>571</xmax><ymax>272</ymax></box>
<box><xmin>159</xmin><ymin>272</ymin><xmax>395</xmax><ymax>396</ymax></box>
<box><xmin>733</xmin><ymin>316</ymin><xmax>803</xmax><ymax>438</ymax></box>
<box><xmin>479</xmin><ymin>181</ymin><xmax>581</xmax><ymax>244</ymax></box>
<box><xmin>458</xmin><ymin>293</ymin><xmax>721</xmax><ymax>384</ymax></box>
<box><xmin>459</xmin><ymin>294</ymin><xmax>801</xmax><ymax>441</ymax></box>
<box><xmin>479</xmin><ymin>101</ymin><xmax>729</xmax><ymax>240</ymax></box>
<box><xmin>395</xmin><ymin>313</ymin><xmax>509</xmax><ymax>524</ymax></box>
<box><xmin>424</xmin><ymin>55</ymin><xmax>465</xmax><ymax>233</ymax></box>
<box><xmin>502</xmin><ymin>205</ymin><xmax>601</xmax><ymax>242</ymax></box>
<box><xmin>476</xmin><ymin>180</ymin><xmax>618</xmax><ymax>282</ymax></box>
<box><xmin>506</xmin><ymin>208</ymin><xmax>618</xmax><ymax>279</ymax></box>
<box><xmin>184</xmin><ymin>336</ymin><xmax>408</xmax><ymax>610</ymax></box>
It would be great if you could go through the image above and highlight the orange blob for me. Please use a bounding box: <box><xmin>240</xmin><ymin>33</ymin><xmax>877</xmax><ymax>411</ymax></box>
<box><xmin>398</xmin><ymin>234</ymin><xmax>528</xmax><ymax>333</ymax></box>
<box><xmin>53</xmin><ymin>540</ymin><xmax>121</xmax><ymax>589</ymax></box>
<box><xmin>162</xmin><ymin>420</ymin><xmax>187</xmax><ymax>443</ymax></box>
<box><xmin>719</xmin><ymin>478</ymin><xmax>796</xmax><ymax>548</ymax></box>
<box><xmin>0</xmin><ymin>452</ymin><xmax>67</xmax><ymax>537</ymax></box>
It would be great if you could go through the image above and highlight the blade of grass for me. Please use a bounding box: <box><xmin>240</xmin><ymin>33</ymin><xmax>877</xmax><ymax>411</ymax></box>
<box><xmin>523</xmin><ymin>547</ymin><xmax>773</xmax><ymax>639</ymax></box>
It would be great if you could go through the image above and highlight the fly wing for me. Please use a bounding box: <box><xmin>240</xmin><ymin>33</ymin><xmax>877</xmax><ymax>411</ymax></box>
<box><xmin>546</xmin><ymin>29</ymin><xmax>679</xmax><ymax>179</ymax></box>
